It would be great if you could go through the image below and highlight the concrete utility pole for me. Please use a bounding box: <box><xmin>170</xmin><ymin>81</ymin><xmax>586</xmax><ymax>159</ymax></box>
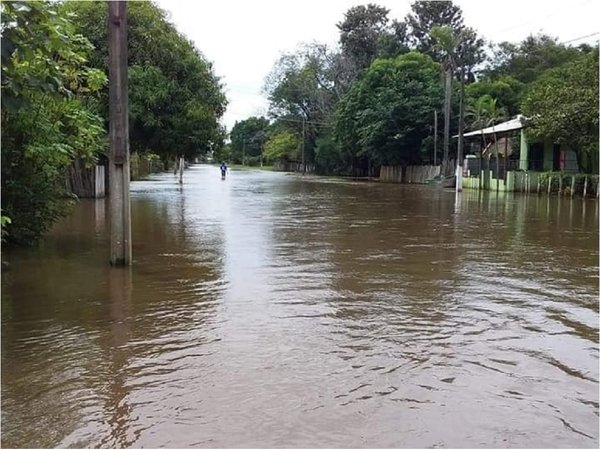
<box><xmin>433</xmin><ymin>110</ymin><xmax>438</xmax><ymax>167</ymax></box>
<box><xmin>456</xmin><ymin>66</ymin><xmax>465</xmax><ymax>193</ymax></box>
<box><xmin>443</xmin><ymin>68</ymin><xmax>452</xmax><ymax>173</ymax></box>
<box><xmin>108</xmin><ymin>0</ymin><xmax>131</xmax><ymax>266</ymax></box>
<box><xmin>179</xmin><ymin>156</ymin><xmax>184</xmax><ymax>184</ymax></box>
<box><xmin>301</xmin><ymin>116</ymin><xmax>306</xmax><ymax>174</ymax></box>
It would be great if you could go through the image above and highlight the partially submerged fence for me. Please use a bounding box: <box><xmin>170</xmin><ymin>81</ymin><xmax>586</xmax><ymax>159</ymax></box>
<box><xmin>273</xmin><ymin>161</ymin><xmax>315</xmax><ymax>173</ymax></box>
<box><xmin>66</xmin><ymin>159</ymin><xmax>105</xmax><ymax>198</ymax></box>
<box><xmin>67</xmin><ymin>153</ymin><xmax>164</xmax><ymax>198</ymax></box>
<box><xmin>130</xmin><ymin>153</ymin><xmax>163</xmax><ymax>180</ymax></box>
<box><xmin>532</xmin><ymin>172</ymin><xmax>599</xmax><ymax>198</ymax></box>
<box><xmin>379</xmin><ymin>165</ymin><xmax>440</xmax><ymax>184</ymax></box>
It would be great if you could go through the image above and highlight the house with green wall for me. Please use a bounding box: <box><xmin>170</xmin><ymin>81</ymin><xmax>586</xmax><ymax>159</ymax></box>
<box><xmin>459</xmin><ymin>115</ymin><xmax>580</xmax><ymax>192</ymax></box>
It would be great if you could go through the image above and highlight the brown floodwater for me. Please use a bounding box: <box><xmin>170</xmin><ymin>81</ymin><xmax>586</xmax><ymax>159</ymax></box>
<box><xmin>1</xmin><ymin>165</ymin><xmax>598</xmax><ymax>448</ymax></box>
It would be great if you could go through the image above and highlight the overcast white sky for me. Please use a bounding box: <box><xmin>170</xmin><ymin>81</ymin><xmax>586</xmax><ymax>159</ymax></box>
<box><xmin>154</xmin><ymin>0</ymin><xmax>599</xmax><ymax>131</ymax></box>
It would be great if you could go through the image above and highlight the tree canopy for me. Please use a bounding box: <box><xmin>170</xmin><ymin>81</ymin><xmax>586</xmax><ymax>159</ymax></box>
<box><xmin>1</xmin><ymin>0</ymin><xmax>107</xmax><ymax>244</ymax></box>
<box><xmin>484</xmin><ymin>34</ymin><xmax>586</xmax><ymax>84</ymax></box>
<box><xmin>335</xmin><ymin>52</ymin><xmax>442</xmax><ymax>166</ymax></box>
<box><xmin>2</xmin><ymin>0</ymin><xmax>228</xmax><ymax>244</ymax></box>
<box><xmin>522</xmin><ymin>50</ymin><xmax>599</xmax><ymax>173</ymax></box>
<box><xmin>61</xmin><ymin>0</ymin><xmax>228</xmax><ymax>161</ymax></box>
<box><xmin>229</xmin><ymin>117</ymin><xmax>271</xmax><ymax>164</ymax></box>
<box><xmin>406</xmin><ymin>0</ymin><xmax>464</xmax><ymax>57</ymax></box>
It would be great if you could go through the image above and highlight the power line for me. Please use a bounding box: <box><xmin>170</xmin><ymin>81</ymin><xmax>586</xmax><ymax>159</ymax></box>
<box><xmin>224</xmin><ymin>110</ymin><xmax>332</xmax><ymax>126</ymax></box>
<box><xmin>489</xmin><ymin>0</ymin><xmax>593</xmax><ymax>36</ymax></box>
<box><xmin>276</xmin><ymin>117</ymin><xmax>332</xmax><ymax>126</ymax></box>
<box><xmin>562</xmin><ymin>31</ymin><xmax>600</xmax><ymax>44</ymax></box>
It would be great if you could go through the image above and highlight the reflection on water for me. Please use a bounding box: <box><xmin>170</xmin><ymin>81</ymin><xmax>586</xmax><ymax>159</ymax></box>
<box><xmin>2</xmin><ymin>166</ymin><xmax>598</xmax><ymax>447</ymax></box>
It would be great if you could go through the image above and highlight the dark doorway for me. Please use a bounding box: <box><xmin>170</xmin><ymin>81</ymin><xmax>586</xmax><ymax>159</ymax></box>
<box><xmin>552</xmin><ymin>144</ymin><xmax>561</xmax><ymax>171</ymax></box>
<box><xmin>529</xmin><ymin>143</ymin><xmax>544</xmax><ymax>171</ymax></box>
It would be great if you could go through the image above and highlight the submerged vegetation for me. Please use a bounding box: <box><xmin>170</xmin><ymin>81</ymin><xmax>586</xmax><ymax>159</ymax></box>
<box><xmin>1</xmin><ymin>0</ymin><xmax>227</xmax><ymax>244</ymax></box>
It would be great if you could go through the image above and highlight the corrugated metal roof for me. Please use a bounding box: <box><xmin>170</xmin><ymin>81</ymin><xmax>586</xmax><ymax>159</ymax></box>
<box><xmin>456</xmin><ymin>115</ymin><xmax>528</xmax><ymax>138</ymax></box>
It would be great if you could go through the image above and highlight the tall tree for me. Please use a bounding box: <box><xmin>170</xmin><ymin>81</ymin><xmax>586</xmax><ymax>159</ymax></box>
<box><xmin>335</xmin><ymin>52</ymin><xmax>442</xmax><ymax>167</ymax></box>
<box><xmin>466</xmin><ymin>95</ymin><xmax>507</xmax><ymax>188</ymax></box>
<box><xmin>430</xmin><ymin>26</ymin><xmax>459</xmax><ymax>169</ymax></box>
<box><xmin>61</xmin><ymin>1</ymin><xmax>227</xmax><ymax>162</ymax></box>
<box><xmin>229</xmin><ymin>117</ymin><xmax>270</xmax><ymax>164</ymax></box>
<box><xmin>263</xmin><ymin>131</ymin><xmax>299</xmax><ymax>164</ymax></box>
<box><xmin>431</xmin><ymin>25</ymin><xmax>484</xmax><ymax>175</ymax></box>
<box><xmin>522</xmin><ymin>50</ymin><xmax>599</xmax><ymax>173</ymax></box>
<box><xmin>264</xmin><ymin>43</ymin><xmax>339</xmax><ymax>167</ymax></box>
<box><xmin>406</xmin><ymin>0</ymin><xmax>464</xmax><ymax>59</ymax></box>
<box><xmin>337</xmin><ymin>4</ymin><xmax>391</xmax><ymax>74</ymax></box>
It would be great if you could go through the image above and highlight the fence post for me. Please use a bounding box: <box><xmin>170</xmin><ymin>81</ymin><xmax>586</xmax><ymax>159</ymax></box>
<box><xmin>583</xmin><ymin>176</ymin><xmax>588</xmax><ymax>198</ymax></box>
<box><xmin>179</xmin><ymin>157</ymin><xmax>184</xmax><ymax>184</ymax></box>
<box><xmin>571</xmin><ymin>176</ymin><xmax>575</xmax><ymax>198</ymax></box>
<box><xmin>558</xmin><ymin>175</ymin><xmax>563</xmax><ymax>195</ymax></box>
<box><xmin>547</xmin><ymin>175</ymin><xmax>552</xmax><ymax>195</ymax></box>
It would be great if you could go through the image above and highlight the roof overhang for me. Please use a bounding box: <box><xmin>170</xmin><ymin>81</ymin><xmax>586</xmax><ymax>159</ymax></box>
<box><xmin>454</xmin><ymin>115</ymin><xmax>528</xmax><ymax>139</ymax></box>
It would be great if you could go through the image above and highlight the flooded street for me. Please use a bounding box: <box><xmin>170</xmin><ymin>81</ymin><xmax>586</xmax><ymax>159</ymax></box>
<box><xmin>1</xmin><ymin>165</ymin><xmax>598</xmax><ymax>448</ymax></box>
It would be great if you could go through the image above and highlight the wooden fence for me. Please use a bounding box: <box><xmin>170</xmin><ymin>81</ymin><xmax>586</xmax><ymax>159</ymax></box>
<box><xmin>380</xmin><ymin>165</ymin><xmax>441</xmax><ymax>184</ymax></box>
<box><xmin>273</xmin><ymin>161</ymin><xmax>315</xmax><ymax>173</ymax></box>
<box><xmin>66</xmin><ymin>159</ymin><xmax>105</xmax><ymax>198</ymax></box>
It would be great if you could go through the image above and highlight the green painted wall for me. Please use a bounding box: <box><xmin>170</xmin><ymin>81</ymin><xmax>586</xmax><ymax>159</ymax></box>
<box><xmin>519</xmin><ymin>130</ymin><xmax>528</xmax><ymax>170</ymax></box>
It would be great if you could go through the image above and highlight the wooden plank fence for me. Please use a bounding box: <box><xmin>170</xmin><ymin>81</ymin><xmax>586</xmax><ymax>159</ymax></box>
<box><xmin>380</xmin><ymin>165</ymin><xmax>441</xmax><ymax>184</ymax></box>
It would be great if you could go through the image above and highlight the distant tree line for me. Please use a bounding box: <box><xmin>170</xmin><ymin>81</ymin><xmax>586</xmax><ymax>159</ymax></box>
<box><xmin>1</xmin><ymin>0</ymin><xmax>227</xmax><ymax>244</ymax></box>
<box><xmin>225</xmin><ymin>1</ymin><xmax>598</xmax><ymax>177</ymax></box>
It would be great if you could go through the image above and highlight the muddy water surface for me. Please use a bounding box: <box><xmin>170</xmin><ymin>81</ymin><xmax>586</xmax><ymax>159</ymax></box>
<box><xmin>1</xmin><ymin>166</ymin><xmax>598</xmax><ymax>447</ymax></box>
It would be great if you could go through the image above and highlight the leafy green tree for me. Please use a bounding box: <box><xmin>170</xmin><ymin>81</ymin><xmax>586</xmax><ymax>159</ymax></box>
<box><xmin>466</xmin><ymin>95</ymin><xmax>506</xmax><ymax>131</ymax></box>
<box><xmin>337</xmin><ymin>4</ymin><xmax>391</xmax><ymax>72</ymax></box>
<box><xmin>522</xmin><ymin>50</ymin><xmax>599</xmax><ymax>173</ymax></box>
<box><xmin>406</xmin><ymin>0</ymin><xmax>464</xmax><ymax>59</ymax></box>
<box><xmin>265</xmin><ymin>43</ymin><xmax>339</xmax><ymax>167</ymax></box>
<box><xmin>62</xmin><ymin>1</ymin><xmax>227</xmax><ymax>162</ymax></box>
<box><xmin>314</xmin><ymin>131</ymin><xmax>350</xmax><ymax>175</ymax></box>
<box><xmin>485</xmin><ymin>34</ymin><xmax>585</xmax><ymax>84</ymax></box>
<box><xmin>229</xmin><ymin>116</ymin><xmax>270</xmax><ymax>164</ymax></box>
<box><xmin>263</xmin><ymin>131</ymin><xmax>299</xmax><ymax>163</ymax></box>
<box><xmin>213</xmin><ymin>142</ymin><xmax>232</xmax><ymax>164</ymax></box>
<box><xmin>335</xmin><ymin>52</ymin><xmax>442</xmax><ymax>167</ymax></box>
<box><xmin>1</xmin><ymin>0</ymin><xmax>107</xmax><ymax>244</ymax></box>
<box><xmin>336</xmin><ymin>5</ymin><xmax>410</xmax><ymax>87</ymax></box>
<box><xmin>465</xmin><ymin>76</ymin><xmax>523</xmax><ymax>117</ymax></box>
<box><xmin>376</xmin><ymin>20</ymin><xmax>410</xmax><ymax>59</ymax></box>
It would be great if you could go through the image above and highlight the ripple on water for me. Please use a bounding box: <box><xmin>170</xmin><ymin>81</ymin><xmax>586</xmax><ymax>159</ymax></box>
<box><xmin>1</xmin><ymin>168</ymin><xmax>598</xmax><ymax>448</ymax></box>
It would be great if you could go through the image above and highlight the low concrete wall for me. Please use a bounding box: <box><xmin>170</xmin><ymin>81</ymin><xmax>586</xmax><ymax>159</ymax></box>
<box><xmin>464</xmin><ymin>170</ymin><xmax>513</xmax><ymax>192</ymax></box>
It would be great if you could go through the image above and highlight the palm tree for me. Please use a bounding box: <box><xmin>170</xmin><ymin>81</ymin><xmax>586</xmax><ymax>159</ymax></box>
<box><xmin>430</xmin><ymin>26</ymin><xmax>459</xmax><ymax>176</ymax></box>
<box><xmin>431</xmin><ymin>26</ymin><xmax>484</xmax><ymax>190</ymax></box>
<box><xmin>466</xmin><ymin>95</ymin><xmax>507</xmax><ymax>191</ymax></box>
